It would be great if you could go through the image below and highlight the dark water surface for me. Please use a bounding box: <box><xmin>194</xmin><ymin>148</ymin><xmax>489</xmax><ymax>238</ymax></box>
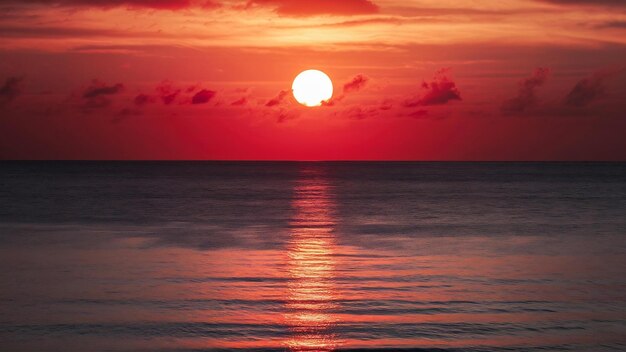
<box><xmin>0</xmin><ymin>162</ymin><xmax>625</xmax><ymax>351</ymax></box>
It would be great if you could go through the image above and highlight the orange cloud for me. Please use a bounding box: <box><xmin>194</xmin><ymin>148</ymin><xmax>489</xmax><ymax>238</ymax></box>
<box><xmin>246</xmin><ymin>0</ymin><xmax>378</xmax><ymax>16</ymax></box>
<box><xmin>535</xmin><ymin>0</ymin><xmax>626</xmax><ymax>8</ymax></box>
<box><xmin>0</xmin><ymin>0</ymin><xmax>219</xmax><ymax>10</ymax></box>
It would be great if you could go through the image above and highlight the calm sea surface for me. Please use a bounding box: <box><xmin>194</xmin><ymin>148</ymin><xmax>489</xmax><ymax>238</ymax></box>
<box><xmin>0</xmin><ymin>162</ymin><xmax>625</xmax><ymax>351</ymax></box>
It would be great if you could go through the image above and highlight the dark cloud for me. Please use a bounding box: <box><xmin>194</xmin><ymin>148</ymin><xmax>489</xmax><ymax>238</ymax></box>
<box><xmin>83</xmin><ymin>81</ymin><xmax>124</xmax><ymax>99</ymax></box>
<box><xmin>0</xmin><ymin>0</ymin><xmax>220</xmax><ymax>10</ymax></box>
<box><xmin>79</xmin><ymin>80</ymin><xmax>124</xmax><ymax>112</ymax></box>
<box><xmin>565</xmin><ymin>68</ymin><xmax>624</xmax><ymax>107</ymax></box>
<box><xmin>501</xmin><ymin>67</ymin><xmax>550</xmax><ymax>114</ymax></box>
<box><xmin>265</xmin><ymin>90</ymin><xmax>289</xmax><ymax>107</ymax></box>
<box><xmin>343</xmin><ymin>74</ymin><xmax>369</xmax><ymax>93</ymax></box>
<box><xmin>246</xmin><ymin>0</ymin><xmax>378</xmax><ymax>16</ymax></box>
<box><xmin>156</xmin><ymin>82</ymin><xmax>181</xmax><ymax>105</ymax></box>
<box><xmin>231</xmin><ymin>97</ymin><xmax>248</xmax><ymax>106</ymax></box>
<box><xmin>161</xmin><ymin>93</ymin><xmax>179</xmax><ymax>105</ymax></box>
<box><xmin>133</xmin><ymin>93</ymin><xmax>153</xmax><ymax>106</ymax></box>
<box><xmin>191</xmin><ymin>89</ymin><xmax>216</xmax><ymax>105</ymax></box>
<box><xmin>321</xmin><ymin>95</ymin><xmax>344</xmax><ymax>106</ymax></box>
<box><xmin>0</xmin><ymin>76</ymin><xmax>23</xmax><ymax>105</ymax></box>
<box><xmin>403</xmin><ymin>69</ymin><xmax>462</xmax><ymax>107</ymax></box>
<box><xmin>322</xmin><ymin>74</ymin><xmax>370</xmax><ymax>106</ymax></box>
<box><xmin>153</xmin><ymin>82</ymin><xmax>217</xmax><ymax>105</ymax></box>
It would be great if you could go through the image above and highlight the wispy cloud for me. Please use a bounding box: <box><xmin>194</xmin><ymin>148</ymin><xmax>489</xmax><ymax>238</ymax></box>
<box><xmin>501</xmin><ymin>68</ymin><xmax>550</xmax><ymax>114</ymax></box>
<box><xmin>0</xmin><ymin>0</ymin><xmax>220</xmax><ymax>10</ymax></box>
<box><xmin>0</xmin><ymin>76</ymin><xmax>23</xmax><ymax>105</ymax></box>
<box><xmin>265</xmin><ymin>90</ymin><xmax>289</xmax><ymax>107</ymax></box>
<box><xmin>245</xmin><ymin>0</ymin><xmax>378</xmax><ymax>16</ymax></box>
<box><xmin>565</xmin><ymin>68</ymin><xmax>625</xmax><ymax>107</ymax></box>
<box><xmin>83</xmin><ymin>81</ymin><xmax>124</xmax><ymax>99</ymax></box>
<box><xmin>534</xmin><ymin>0</ymin><xmax>626</xmax><ymax>8</ymax></box>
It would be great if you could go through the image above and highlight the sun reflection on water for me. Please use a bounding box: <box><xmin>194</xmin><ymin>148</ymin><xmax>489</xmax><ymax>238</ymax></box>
<box><xmin>283</xmin><ymin>166</ymin><xmax>341</xmax><ymax>351</ymax></box>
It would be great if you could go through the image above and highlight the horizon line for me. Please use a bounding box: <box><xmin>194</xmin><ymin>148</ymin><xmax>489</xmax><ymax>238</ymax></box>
<box><xmin>1</xmin><ymin>159</ymin><xmax>626</xmax><ymax>163</ymax></box>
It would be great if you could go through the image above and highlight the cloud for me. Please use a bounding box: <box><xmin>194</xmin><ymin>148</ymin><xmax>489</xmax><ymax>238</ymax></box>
<box><xmin>246</xmin><ymin>0</ymin><xmax>378</xmax><ymax>16</ymax></box>
<box><xmin>0</xmin><ymin>0</ymin><xmax>220</xmax><ymax>10</ymax></box>
<box><xmin>322</xmin><ymin>74</ymin><xmax>370</xmax><ymax>106</ymax></box>
<box><xmin>329</xmin><ymin>100</ymin><xmax>393</xmax><ymax>120</ymax></box>
<box><xmin>501</xmin><ymin>67</ymin><xmax>550</xmax><ymax>114</ymax></box>
<box><xmin>0</xmin><ymin>76</ymin><xmax>23</xmax><ymax>105</ymax></box>
<box><xmin>408</xmin><ymin>109</ymin><xmax>429</xmax><ymax>119</ymax></box>
<box><xmin>320</xmin><ymin>96</ymin><xmax>343</xmax><ymax>106</ymax></box>
<box><xmin>156</xmin><ymin>82</ymin><xmax>181</xmax><ymax>105</ymax></box>
<box><xmin>379</xmin><ymin>100</ymin><xmax>393</xmax><ymax>111</ymax></box>
<box><xmin>265</xmin><ymin>90</ymin><xmax>289</xmax><ymax>107</ymax></box>
<box><xmin>153</xmin><ymin>82</ymin><xmax>218</xmax><ymax>105</ymax></box>
<box><xmin>342</xmin><ymin>106</ymin><xmax>380</xmax><ymax>120</ymax></box>
<box><xmin>134</xmin><ymin>93</ymin><xmax>154</xmax><ymax>106</ymax></box>
<box><xmin>565</xmin><ymin>68</ymin><xmax>624</xmax><ymax>107</ymax></box>
<box><xmin>403</xmin><ymin>69</ymin><xmax>462</xmax><ymax>107</ymax></box>
<box><xmin>0</xmin><ymin>25</ymin><xmax>129</xmax><ymax>39</ymax></box>
<box><xmin>191</xmin><ymin>89</ymin><xmax>216</xmax><ymax>104</ymax></box>
<box><xmin>595</xmin><ymin>21</ymin><xmax>626</xmax><ymax>29</ymax></box>
<box><xmin>343</xmin><ymin>74</ymin><xmax>369</xmax><ymax>93</ymax></box>
<box><xmin>276</xmin><ymin>109</ymin><xmax>298</xmax><ymax>123</ymax></box>
<box><xmin>161</xmin><ymin>93</ymin><xmax>179</xmax><ymax>105</ymax></box>
<box><xmin>534</xmin><ymin>0</ymin><xmax>626</xmax><ymax>7</ymax></box>
<box><xmin>83</xmin><ymin>81</ymin><xmax>124</xmax><ymax>99</ymax></box>
<box><xmin>79</xmin><ymin>80</ymin><xmax>124</xmax><ymax>112</ymax></box>
<box><xmin>231</xmin><ymin>97</ymin><xmax>248</xmax><ymax>106</ymax></box>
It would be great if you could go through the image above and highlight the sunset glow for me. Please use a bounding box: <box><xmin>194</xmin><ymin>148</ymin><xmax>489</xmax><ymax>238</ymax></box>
<box><xmin>0</xmin><ymin>1</ymin><xmax>625</xmax><ymax>159</ymax></box>
<box><xmin>1</xmin><ymin>2</ymin><xmax>625</xmax><ymax>349</ymax></box>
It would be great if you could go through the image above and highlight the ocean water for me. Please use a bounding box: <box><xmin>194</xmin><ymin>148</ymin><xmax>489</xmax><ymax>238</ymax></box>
<box><xmin>0</xmin><ymin>162</ymin><xmax>625</xmax><ymax>351</ymax></box>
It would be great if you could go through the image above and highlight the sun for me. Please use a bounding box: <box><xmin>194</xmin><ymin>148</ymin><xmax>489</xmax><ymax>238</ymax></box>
<box><xmin>292</xmin><ymin>70</ymin><xmax>333</xmax><ymax>107</ymax></box>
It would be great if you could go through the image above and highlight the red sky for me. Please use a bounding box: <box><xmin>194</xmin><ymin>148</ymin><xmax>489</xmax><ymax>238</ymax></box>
<box><xmin>0</xmin><ymin>0</ymin><xmax>625</xmax><ymax>160</ymax></box>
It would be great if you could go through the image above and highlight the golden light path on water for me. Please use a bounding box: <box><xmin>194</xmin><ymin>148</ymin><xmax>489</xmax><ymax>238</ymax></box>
<box><xmin>283</xmin><ymin>166</ymin><xmax>341</xmax><ymax>351</ymax></box>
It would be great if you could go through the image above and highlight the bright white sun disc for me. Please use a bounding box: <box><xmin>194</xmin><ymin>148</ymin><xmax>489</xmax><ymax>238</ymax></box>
<box><xmin>292</xmin><ymin>69</ymin><xmax>333</xmax><ymax>107</ymax></box>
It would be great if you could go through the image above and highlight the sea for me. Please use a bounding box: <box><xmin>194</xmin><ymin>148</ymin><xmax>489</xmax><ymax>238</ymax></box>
<box><xmin>0</xmin><ymin>162</ymin><xmax>625</xmax><ymax>351</ymax></box>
